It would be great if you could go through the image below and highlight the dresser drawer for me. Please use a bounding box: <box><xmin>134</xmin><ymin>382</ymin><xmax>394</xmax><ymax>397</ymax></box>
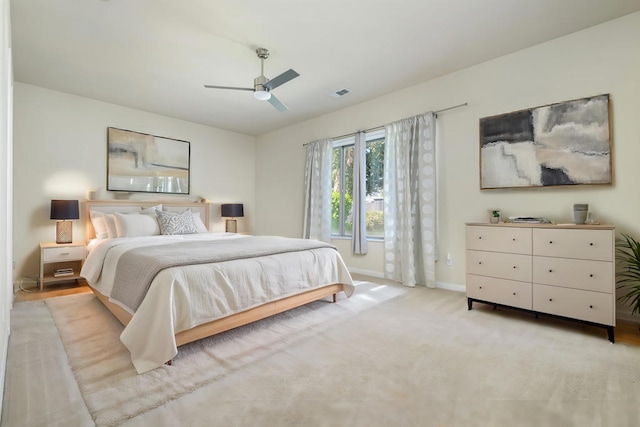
<box><xmin>467</xmin><ymin>274</ymin><xmax>532</xmax><ymax>310</ymax></box>
<box><xmin>533</xmin><ymin>257</ymin><xmax>613</xmax><ymax>293</ymax></box>
<box><xmin>42</xmin><ymin>246</ymin><xmax>85</xmax><ymax>262</ymax></box>
<box><xmin>467</xmin><ymin>226</ymin><xmax>532</xmax><ymax>255</ymax></box>
<box><xmin>467</xmin><ymin>250</ymin><xmax>532</xmax><ymax>282</ymax></box>
<box><xmin>533</xmin><ymin>284</ymin><xmax>614</xmax><ymax>326</ymax></box>
<box><xmin>532</xmin><ymin>229</ymin><xmax>613</xmax><ymax>261</ymax></box>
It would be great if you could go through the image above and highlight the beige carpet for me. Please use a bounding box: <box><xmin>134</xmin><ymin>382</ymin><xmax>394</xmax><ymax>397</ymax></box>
<box><xmin>6</xmin><ymin>281</ymin><xmax>640</xmax><ymax>426</ymax></box>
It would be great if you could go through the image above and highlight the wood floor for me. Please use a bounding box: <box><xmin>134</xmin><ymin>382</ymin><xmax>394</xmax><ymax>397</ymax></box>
<box><xmin>13</xmin><ymin>278</ymin><xmax>640</xmax><ymax>346</ymax></box>
<box><xmin>13</xmin><ymin>279</ymin><xmax>91</xmax><ymax>302</ymax></box>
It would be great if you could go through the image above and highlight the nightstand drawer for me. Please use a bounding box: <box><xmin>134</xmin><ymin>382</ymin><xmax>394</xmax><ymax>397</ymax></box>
<box><xmin>43</xmin><ymin>246</ymin><xmax>85</xmax><ymax>262</ymax></box>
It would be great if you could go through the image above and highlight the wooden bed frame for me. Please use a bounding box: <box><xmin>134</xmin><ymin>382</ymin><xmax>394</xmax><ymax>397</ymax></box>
<box><xmin>84</xmin><ymin>199</ymin><xmax>347</xmax><ymax>352</ymax></box>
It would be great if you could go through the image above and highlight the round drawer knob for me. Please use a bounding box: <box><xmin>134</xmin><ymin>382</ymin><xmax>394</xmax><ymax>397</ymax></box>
<box><xmin>589</xmin><ymin>274</ymin><xmax>594</xmax><ymax>278</ymax></box>
<box><xmin>513</xmin><ymin>266</ymin><xmax>516</xmax><ymax>269</ymax></box>
<box><xmin>549</xmin><ymin>269</ymin><xmax>553</xmax><ymax>273</ymax></box>
<box><xmin>479</xmin><ymin>286</ymin><xmax>483</xmax><ymax>289</ymax></box>
<box><xmin>549</xmin><ymin>241</ymin><xmax>553</xmax><ymax>244</ymax></box>
<box><xmin>549</xmin><ymin>298</ymin><xmax>553</xmax><ymax>302</ymax></box>
<box><xmin>478</xmin><ymin>262</ymin><xmax>482</xmax><ymax>265</ymax></box>
<box><xmin>513</xmin><ymin>292</ymin><xmax>516</xmax><ymax>296</ymax></box>
<box><xmin>589</xmin><ymin>305</ymin><xmax>594</xmax><ymax>309</ymax></box>
<box><xmin>478</xmin><ymin>237</ymin><xmax>482</xmax><ymax>240</ymax></box>
<box><xmin>590</xmin><ymin>243</ymin><xmax>594</xmax><ymax>246</ymax></box>
<box><xmin>512</xmin><ymin>238</ymin><xmax>516</xmax><ymax>241</ymax></box>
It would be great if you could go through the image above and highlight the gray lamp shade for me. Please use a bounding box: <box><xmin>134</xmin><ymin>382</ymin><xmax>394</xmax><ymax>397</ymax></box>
<box><xmin>221</xmin><ymin>203</ymin><xmax>244</xmax><ymax>218</ymax></box>
<box><xmin>50</xmin><ymin>200</ymin><xmax>80</xmax><ymax>220</ymax></box>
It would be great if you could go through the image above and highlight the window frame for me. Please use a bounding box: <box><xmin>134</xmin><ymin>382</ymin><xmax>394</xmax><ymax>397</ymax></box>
<box><xmin>331</xmin><ymin>129</ymin><xmax>385</xmax><ymax>241</ymax></box>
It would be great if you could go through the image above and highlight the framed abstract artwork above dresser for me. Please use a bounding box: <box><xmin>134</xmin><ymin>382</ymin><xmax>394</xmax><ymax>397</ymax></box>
<box><xmin>479</xmin><ymin>94</ymin><xmax>611</xmax><ymax>189</ymax></box>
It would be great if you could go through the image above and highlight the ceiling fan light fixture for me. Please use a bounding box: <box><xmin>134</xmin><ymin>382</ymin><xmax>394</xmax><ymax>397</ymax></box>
<box><xmin>254</xmin><ymin>90</ymin><xmax>271</xmax><ymax>101</ymax></box>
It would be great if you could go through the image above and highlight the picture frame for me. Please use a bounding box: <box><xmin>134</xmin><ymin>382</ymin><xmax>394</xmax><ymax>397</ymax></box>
<box><xmin>479</xmin><ymin>94</ymin><xmax>611</xmax><ymax>189</ymax></box>
<box><xmin>107</xmin><ymin>127</ymin><xmax>190</xmax><ymax>194</ymax></box>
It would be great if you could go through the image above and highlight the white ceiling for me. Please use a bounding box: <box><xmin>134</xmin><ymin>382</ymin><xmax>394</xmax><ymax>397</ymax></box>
<box><xmin>10</xmin><ymin>0</ymin><xmax>640</xmax><ymax>136</ymax></box>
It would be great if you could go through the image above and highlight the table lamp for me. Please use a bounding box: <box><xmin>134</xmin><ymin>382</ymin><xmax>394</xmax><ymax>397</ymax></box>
<box><xmin>50</xmin><ymin>199</ymin><xmax>79</xmax><ymax>244</ymax></box>
<box><xmin>221</xmin><ymin>203</ymin><xmax>244</xmax><ymax>233</ymax></box>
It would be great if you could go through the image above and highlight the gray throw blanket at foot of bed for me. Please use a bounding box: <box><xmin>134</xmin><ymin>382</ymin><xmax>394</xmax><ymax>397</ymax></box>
<box><xmin>110</xmin><ymin>236</ymin><xmax>335</xmax><ymax>313</ymax></box>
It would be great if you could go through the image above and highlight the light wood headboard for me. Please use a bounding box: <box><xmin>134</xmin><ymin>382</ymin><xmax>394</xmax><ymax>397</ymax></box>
<box><xmin>85</xmin><ymin>200</ymin><xmax>211</xmax><ymax>241</ymax></box>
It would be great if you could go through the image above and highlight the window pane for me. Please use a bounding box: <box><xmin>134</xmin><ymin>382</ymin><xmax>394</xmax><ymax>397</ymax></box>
<box><xmin>343</xmin><ymin>146</ymin><xmax>354</xmax><ymax>235</ymax></box>
<box><xmin>365</xmin><ymin>137</ymin><xmax>384</xmax><ymax>237</ymax></box>
<box><xmin>331</xmin><ymin>147</ymin><xmax>341</xmax><ymax>235</ymax></box>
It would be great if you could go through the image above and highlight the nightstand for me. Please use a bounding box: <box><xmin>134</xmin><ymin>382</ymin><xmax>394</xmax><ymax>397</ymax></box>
<box><xmin>39</xmin><ymin>242</ymin><xmax>86</xmax><ymax>291</ymax></box>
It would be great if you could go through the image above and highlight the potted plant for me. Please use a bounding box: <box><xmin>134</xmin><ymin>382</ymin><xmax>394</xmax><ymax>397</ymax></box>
<box><xmin>616</xmin><ymin>233</ymin><xmax>640</xmax><ymax>315</ymax></box>
<box><xmin>490</xmin><ymin>210</ymin><xmax>500</xmax><ymax>224</ymax></box>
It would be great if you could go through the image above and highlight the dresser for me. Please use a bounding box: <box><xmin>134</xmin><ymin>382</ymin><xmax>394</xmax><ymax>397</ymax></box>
<box><xmin>466</xmin><ymin>223</ymin><xmax>615</xmax><ymax>342</ymax></box>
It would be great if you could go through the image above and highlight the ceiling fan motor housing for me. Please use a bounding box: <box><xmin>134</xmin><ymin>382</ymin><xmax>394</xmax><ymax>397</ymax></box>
<box><xmin>254</xmin><ymin>75</ymin><xmax>269</xmax><ymax>92</ymax></box>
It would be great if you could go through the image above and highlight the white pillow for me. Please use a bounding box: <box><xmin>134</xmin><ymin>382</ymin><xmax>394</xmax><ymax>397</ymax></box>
<box><xmin>141</xmin><ymin>204</ymin><xmax>162</xmax><ymax>215</ymax></box>
<box><xmin>89</xmin><ymin>211</ymin><xmax>108</xmax><ymax>239</ymax></box>
<box><xmin>90</xmin><ymin>211</ymin><xmax>117</xmax><ymax>239</ymax></box>
<box><xmin>114</xmin><ymin>212</ymin><xmax>160</xmax><ymax>237</ymax></box>
<box><xmin>192</xmin><ymin>211</ymin><xmax>208</xmax><ymax>233</ymax></box>
<box><xmin>103</xmin><ymin>214</ymin><xmax>117</xmax><ymax>238</ymax></box>
<box><xmin>156</xmin><ymin>209</ymin><xmax>198</xmax><ymax>235</ymax></box>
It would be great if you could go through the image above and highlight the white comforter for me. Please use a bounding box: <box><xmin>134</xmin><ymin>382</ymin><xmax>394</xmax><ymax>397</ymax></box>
<box><xmin>81</xmin><ymin>234</ymin><xmax>354</xmax><ymax>373</ymax></box>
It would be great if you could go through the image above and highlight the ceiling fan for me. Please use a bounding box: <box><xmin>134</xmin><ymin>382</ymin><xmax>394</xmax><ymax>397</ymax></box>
<box><xmin>204</xmin><ymin>48</ymin><xmax>299</xmax><ymax>112</ymax></box>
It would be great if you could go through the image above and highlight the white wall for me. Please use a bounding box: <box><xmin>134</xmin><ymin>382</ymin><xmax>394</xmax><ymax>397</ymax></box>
<box><xmin>12</xmin><ymin>83</ymin><xmax>256</xmax><ymax>280</ymax></box>
<box><xmin>0</xmin><ymin>0</ymin><xmax>12</xmax><ymax>417</ymax></box>
<box><xmin>255</xmin><ymin>13</ymin><xmax>640</xmax><ymax>315</ymax></box>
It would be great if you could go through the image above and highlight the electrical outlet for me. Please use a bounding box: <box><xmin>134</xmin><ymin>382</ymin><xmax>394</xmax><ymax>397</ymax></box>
<box><xmin>446</xmin><ymin>253</ymin><xmax>453</xmax><ymax>266</ymax></box>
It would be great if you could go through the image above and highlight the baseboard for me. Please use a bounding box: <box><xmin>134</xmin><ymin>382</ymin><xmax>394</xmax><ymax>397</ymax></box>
<box><xmin>436</xmin><ymin>281</ymin><xmax>466</xmax><ymax>293</ymax></box>
<box><xmin>349</xmin><ymin>268</ymin><xmax>467</xmax><ymax>293</ymax></box>
<box><xmin>348</xmin><ymin>268</ymin><xmax>385</xmax><ymax>279</ymax></box>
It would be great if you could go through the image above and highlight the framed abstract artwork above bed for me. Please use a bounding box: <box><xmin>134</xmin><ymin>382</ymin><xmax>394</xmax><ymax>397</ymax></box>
<box><xmin>107</xmin><ymin>127</ymin><xmax>190</xmax><ymax>194</ymax></box>
<box><xmin>479</xmin><ymin>94</ymin><xmax>611</xmax><ymax>189</ymax></box>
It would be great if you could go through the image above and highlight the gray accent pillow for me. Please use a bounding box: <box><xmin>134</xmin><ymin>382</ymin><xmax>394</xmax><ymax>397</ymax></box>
<box><xmin>156</xmin><ymin>209</ymin><xmax>198</xmax><ymax>235</ymax></box>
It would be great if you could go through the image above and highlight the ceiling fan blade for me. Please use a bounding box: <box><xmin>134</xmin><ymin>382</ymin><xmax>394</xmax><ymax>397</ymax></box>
<box><xmin>204</xmin><ymin>85</ymin><xmax>254</xmax><ymax>91</ymax></box>
<box><xmin>263</xmin><ymin>69</ymin><xmax>299</xmax><ymax>91</ymax></box>
<box><xmin>267</xmin><ymin>93</ymin><xmax>288</xmax><ymax>112</ymax></box>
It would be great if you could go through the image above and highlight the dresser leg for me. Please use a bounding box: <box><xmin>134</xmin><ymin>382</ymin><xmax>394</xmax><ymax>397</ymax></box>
<box><xmin>467</xmin><ymin>298</ymin><xmax>473</xmax><ymax>310</ymax></box>
<box><xmin>607</xmin><ymin>326</ymin><xmax>615</xmax><ymax>343</ymax></box>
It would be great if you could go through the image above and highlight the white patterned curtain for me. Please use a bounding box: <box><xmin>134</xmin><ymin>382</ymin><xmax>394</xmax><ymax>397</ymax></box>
<box><xmin>383</xmin><ymin>113</ymin><xmax>437</xmax><ymax>288</ymax></box>
<box><xmin>302</xmin><ymin>138</ymin><xmax>333</xmax><ymax>242</ymax></box>
<box><xmin>352</xmin><ymin>131</ymin><xmax>368</xmax><ymax>254</ymax></box>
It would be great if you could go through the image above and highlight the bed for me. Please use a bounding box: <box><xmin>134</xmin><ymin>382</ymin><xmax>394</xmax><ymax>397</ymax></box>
<box><xmin>80</xmin><ymin>200</ymin><xmax>354</xmax><ymax>373</ymax></box>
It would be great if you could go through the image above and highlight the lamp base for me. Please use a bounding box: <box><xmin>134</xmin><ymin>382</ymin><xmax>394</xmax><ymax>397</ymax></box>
<box><xmin>225</xmin><ymin>219</ymin><xmax>237</xmax><ymax>233</ymax></box>
<box><xmin>56</xmin><ymin>221</ymin><xmax>73</xmax><ymax>244</ymax></box>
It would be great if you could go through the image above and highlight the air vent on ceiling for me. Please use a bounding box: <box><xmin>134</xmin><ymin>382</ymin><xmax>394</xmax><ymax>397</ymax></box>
<box><xmin>330</xmin><ymin>88</ymin><xmax>350</xmax><ymax>98</ymax></box>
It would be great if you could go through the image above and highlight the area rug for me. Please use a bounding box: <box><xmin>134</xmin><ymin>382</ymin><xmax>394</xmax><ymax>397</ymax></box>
<box><xmin>45</xmin><ymin>281</ymin><xmax>407</xmax><ymax>426</ymax></box>
<box><xmin>26</xmin><ymin>282</ymin><xmax>640</xmax><ymax>426</ymax></box>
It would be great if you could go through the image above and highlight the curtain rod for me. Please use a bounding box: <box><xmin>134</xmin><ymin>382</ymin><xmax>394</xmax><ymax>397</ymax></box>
<box><xmin>303</xmin><ymin>102</ymin><xmax>468</xmax><ymax>146</ymax></box>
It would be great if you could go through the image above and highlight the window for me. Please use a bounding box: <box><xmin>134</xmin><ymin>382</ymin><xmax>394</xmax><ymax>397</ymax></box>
<box><xmin>331</xmin><ymin>130</ymin><xmax>385</xmax><ymax>239</ymax></box>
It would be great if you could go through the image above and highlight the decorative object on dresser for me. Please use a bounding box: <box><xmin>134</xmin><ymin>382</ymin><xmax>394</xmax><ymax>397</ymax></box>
<box><xmin>479</xmin><ymin>94</ymin><xmax>611</xmax><ymax>189</ymax></box>
<box><xmin>40</xmin><ymin>242</ymin><xmax>86</xmax><ymax>291</ymax></box>
<box><xmin>50</xmin><ymin>199</ymin><xmax>80</xmax><ymax>244</ymax></box>
<box><xmin>466</xmin><ymin>223</ymin><xmax>616</xmax><ymax>342</ymax></box>
<box><xmin>221</xmin><ymin>203</ymin><xmax>244</xmax><ymax>233</ymax></box>
<box><xmin>616</xmin><ymin>233</ymin><xmax>640</xmax><ymax>316</ymax></box>
<box><xmin>489</xmin><ymin>210</ymin><xmax>501</xmax><ymax>223</ymax></box>
<box><xmin>573</xmin><ymin>203</ymin><xmax>589</xmax><ymax>224</ymax></box>
<box><xmin>107</xmin><ymin>127</ymin><xmax>190</xmax><ymax>194</ymax></box>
